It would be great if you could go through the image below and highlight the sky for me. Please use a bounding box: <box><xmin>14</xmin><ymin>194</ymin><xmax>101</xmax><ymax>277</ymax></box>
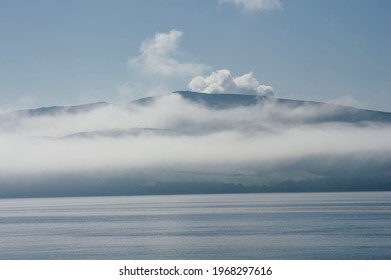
<box><xmin>0</xmin><ymin>0</ymin><xmax>390</xmax><ymax>111</ymax></box>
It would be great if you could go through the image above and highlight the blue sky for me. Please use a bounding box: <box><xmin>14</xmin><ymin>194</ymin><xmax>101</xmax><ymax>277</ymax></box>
<box><xmin>0</xmin><ymin>0</ymin><xmax>390</xmax><ymax>110</ymax></box>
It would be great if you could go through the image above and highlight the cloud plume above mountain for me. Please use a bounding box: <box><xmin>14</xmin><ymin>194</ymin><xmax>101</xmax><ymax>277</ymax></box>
<box><xmin>188</xmin><ymin>69</ymin><xmax>274</xmax><ymax>96</ymax></box>
<box><xmin>128</xmin><ymin>30</ymin><xmax>208</xmax><ymax>77</ymax></box>
<box><xmin>126</xmin><ymin>30</ymin><xmax>274</xmax><ymax>99</ymax></box>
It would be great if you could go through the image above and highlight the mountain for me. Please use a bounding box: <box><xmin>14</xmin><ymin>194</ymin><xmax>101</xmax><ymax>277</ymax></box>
<box><xmin>13</xmin><ymin>91</ymin><xmax>391</xmax><ymax>124</ymax></box>
<box><xmin>133</xmin><ymin>91</ymin><xmax>391</xmax><ymax>123</ymax></box>
<box><xmin>26</xmin><ymin>91</ymin><xmax>391</xmax><ymax>139</ymax></box>
<box><xmin>132</xmin><ymin>91</ymin><xmax>265</xmax><ymax>108</ymax></box>
<box><xmin>1</xmin><ymin>91</ymin><xmax>391</xmax><ymax>198</ymax></box>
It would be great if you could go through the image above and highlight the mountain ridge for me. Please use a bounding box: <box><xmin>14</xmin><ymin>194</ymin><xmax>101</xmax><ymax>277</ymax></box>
<box><xmin>16</xmin><ymin>91</ymin><xmax>391</xmax><ymax>120</ymax></box>
<box><xmin>8</xmin><ymin>91</ymin><xmax>391</xmax><ymax>139</ymax></box>
<box><xmin>16</xmin><ymin>101</ymin><xmax>109</xmax><ymax>117</ymax></box>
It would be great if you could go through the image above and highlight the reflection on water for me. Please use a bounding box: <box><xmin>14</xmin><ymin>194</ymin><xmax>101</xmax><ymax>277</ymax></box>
<box><xmin>0</xmin><ymin>192</ymin><xmax>390</xmax><ymax>259</ymax></box>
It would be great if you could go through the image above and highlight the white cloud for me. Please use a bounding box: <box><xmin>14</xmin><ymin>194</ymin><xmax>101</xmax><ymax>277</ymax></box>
<box><xmin>188</xmin><ymin>69</ymin><xmax>274</xmax><ymax>96</ymax></box>
<box><xmin>126</xmin><ymin>30</ymin><xmax>274</xmax><ymax>99</ymax></box>
<box><xmin>128</xmin><ymin>30</ymin><xmax>208</xmax><ymax>77</ymax></box>
<box><xmin>219</xmin><ymin>0</ymin><xmax>282</xmax><ymax>12</ymax></box>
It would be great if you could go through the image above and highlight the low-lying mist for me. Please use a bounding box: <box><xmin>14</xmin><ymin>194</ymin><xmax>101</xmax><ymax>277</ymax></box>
<box><xmin>1</xmin><ymin>93</ymin><xmax>391</xmax><ymax>197</ymax></box>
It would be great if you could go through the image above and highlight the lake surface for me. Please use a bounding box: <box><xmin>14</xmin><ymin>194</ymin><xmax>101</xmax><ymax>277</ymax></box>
<box><xmin>0</xmin><ymin>192</ymin><xmax>390</xmax><ymax>259</ymax></box>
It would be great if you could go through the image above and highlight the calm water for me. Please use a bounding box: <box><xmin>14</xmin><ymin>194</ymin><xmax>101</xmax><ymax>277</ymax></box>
<box><xmin>0</xmin><ymin>192</ymin><xmax>390</xmax><ymax>259</ymax></box>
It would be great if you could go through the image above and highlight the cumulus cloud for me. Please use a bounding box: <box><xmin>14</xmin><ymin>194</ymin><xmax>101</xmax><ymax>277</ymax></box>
<box><xmin>219</xmin><ymin>0</ymin><xmax>282</xmax><ymax>12</ymax></box>
<box><xmin>126</xmin><ymin>30</ymin><xmax>274</xmax><ymax>99</ymax></box>
<box><xmin>188</xmin><ymin>69</ymin><xmax>274</xmax><ymax>96</ymax></box>
<box><xmin>128</xmin><ymin>30</ymin><xmax>208</xmax><ymax>77</ymax></box>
